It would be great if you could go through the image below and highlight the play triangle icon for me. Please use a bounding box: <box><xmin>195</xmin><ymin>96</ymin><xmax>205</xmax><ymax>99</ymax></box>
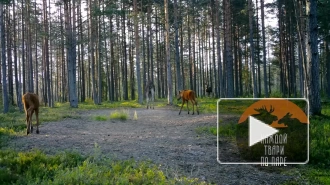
<box><xmin>249</xmin><ymin>116</ymin><xmax>279</xmax><ymax>147</ymax></box>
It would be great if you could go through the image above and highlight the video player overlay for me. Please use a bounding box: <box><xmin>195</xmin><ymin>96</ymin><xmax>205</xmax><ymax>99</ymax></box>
<box><xmin>218</xmin><ymin>98</ymin><xmax>309</xmax><ymax>165</ymax></box>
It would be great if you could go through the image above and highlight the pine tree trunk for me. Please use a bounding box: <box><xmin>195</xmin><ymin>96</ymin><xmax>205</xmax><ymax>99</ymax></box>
<box><xmin>249</xmin><ymin>0</ymin><xmax>257</xmax><ymax>98</ymax></box>
<box><xmin>1</xmin><ymin>3</ymin><xmax>8</xmax><ymax>113</ymax></box>
<box><xmin>261</xmin><ymin>0</ymin><xmax>268</xmax><ymax>97</ymax></box>
<box><xmin>216</xmin><ymin>0</ymin><xmax>222</xmax><ymax>97</ymax></box>
<box><xmin>225</xmin><ymin>0</ymin><xmax>234</xmax><ymax>97</ymax></box>
<box><xmin>306</xmin><ymin>0</ymin><xmax>321</xmax><ymax>115</ymax></box>
<box><xmin>13</xmin><ymin>1</ymin><xmax>23</xmax><ymax>111</ymax></box>
<box><xmin>64</xmin><ymin>0</ymin><xmax>78</xmax><ymax>108</ymax></box>
<box><xmin>134</xmin><ymin>0</ymin><xmax>143</xmax><ymax>104</ymax></box>
<box><xmin>164</xmin><ymin>0</ymin><xmax>172</xmax><ymax>104</ymax></box>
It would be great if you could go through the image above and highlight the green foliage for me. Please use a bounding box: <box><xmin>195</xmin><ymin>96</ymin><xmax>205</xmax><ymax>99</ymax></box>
<box><xmin>218</xmin><ymin>122</ymin><xmax>237</xmax><ymax>137</ymax></box>
<box><xmin>218</xmin><ymin>100</ymin><xmax>252</xmax><ymax>115</ymax></box>
<box><xmin>174</xmin><ymin>97</ymin><xmax>219</xmax><ymax>114</ymax></box>
<box><xmin>304</xmin><ymin>168</ymin><xmax>330</xmax><ymax>184</ymax></box>
<box><xmin>78</xmin><ymin>100</ymin><xmax>142</xmax><ymax>109</ymax></box>
<box><xmin>0</xmin><ymin>150</ymin><xmax>206</xmax><ymax>185</ymax></box>
<box><xmin>109</xmin><ymin>110</ymin><xmax>128</xmax><ymax>120</ymax></box>
<box><xmin>94</xmin><ymin>115</ymin><xmax>108</xmax><ymax>121</ymax></box>
<box><xmin>196</xmin><ymin>126</ymin><xmax>217</xmax><ymax>136</ymax></box>
<box><xmin>309</xmin><ymin>114</ymin><xmax>330</xmax><ymax>168</ymax></box>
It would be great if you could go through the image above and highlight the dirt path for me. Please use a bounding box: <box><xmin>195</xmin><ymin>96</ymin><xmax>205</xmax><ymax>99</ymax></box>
<box><xmin>7</xmin><ymin>107</ymin><xmax>294</xmax><ymax>184</ymax></box>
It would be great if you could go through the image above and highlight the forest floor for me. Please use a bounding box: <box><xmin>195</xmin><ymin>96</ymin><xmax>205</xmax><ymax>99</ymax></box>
<box><xmin>6</xmin><ymin>107</ymin><xmax>301</xmax><ymax>184</ymax></box>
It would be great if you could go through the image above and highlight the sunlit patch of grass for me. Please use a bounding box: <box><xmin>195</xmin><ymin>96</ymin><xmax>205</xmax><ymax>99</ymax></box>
<box><xmin>0</xmin><ymin>149</ymin><xmax>207</xmax><ymax>185</ymax></box>
<box><xmin>196</xmin><ymin>126</ymin><xmax>217</xmax><ymax>136</ymax></box>
<box><xmin>94</xmin><ymin>115</ymin><xmax>107</xmax><ymax>121</ymax></box>
<box><xmin>110</xmin><ymin>110</ymin><xmax>128</xmax><ymax>120</ymax></box>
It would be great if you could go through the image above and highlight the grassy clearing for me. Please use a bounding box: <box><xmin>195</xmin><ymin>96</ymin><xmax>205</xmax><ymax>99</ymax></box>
<box><xmin>110</xmin><ymin>110</ymin><xmax>129</xmax><ymax>120</ymax></box>
<box><xmin>0</xmin><ymin>99</ymin><xmax>209</xmax><ymax>184</ymax></box>
<box><xmin>93</xmin><ymin>115</ymin><xmax>108</xmax><ymax>121</ymax></box>
<box><xmin>0</xmin><ymin>149</ymin><xmax>206</xmax><ymax>185</ymax></box>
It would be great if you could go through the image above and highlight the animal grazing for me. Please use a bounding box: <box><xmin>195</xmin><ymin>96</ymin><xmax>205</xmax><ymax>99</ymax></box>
<box><xmin>206</xmin><ymin>86</ymin><xmax>212</xmax><ymax>96</ymax></box>
<box><xmin>252</xmin><ymin>105</ymin><xmax>277</xmax><ymax>125</ymax></box>
<box><xmin>145</xmin><ymin>81</ymin><xmax>155</xmax><ymax>109</ymax></box>
<box><xmin>22</xmin><ymin>92</ymin><xmax>40</xmax><ymax>135</ymax></box>
<box><xmin>177</xmin><ymin>90</ymin><xmax>199</xmax><ymax>115</ymax></box>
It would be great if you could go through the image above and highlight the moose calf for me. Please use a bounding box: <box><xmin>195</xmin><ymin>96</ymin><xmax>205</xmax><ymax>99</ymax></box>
<box><xmin>177</xmin><ymin>90</ymin><xmax>199</xmax><ymax>115</ymax></box>
<box><xmin>22</xmin><ymin>93</ymin><xmax>40</xmax><ymax>135</ymax></box>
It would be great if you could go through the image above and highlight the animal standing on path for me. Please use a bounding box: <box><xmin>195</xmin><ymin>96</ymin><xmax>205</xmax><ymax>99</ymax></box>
<box><xmin>22</xmin><ymin>92</ymin><xmax>40</xmax><ymax>135</ymax></box>
<box><xmin>146</xmin><ymin>81</ymin><xmax>155</xmax><ymax>109</ymax></box>
<box><xmin>177</xmin><ymin>90</ymin><xmax>199</xmax><ymax>115</ymax></box>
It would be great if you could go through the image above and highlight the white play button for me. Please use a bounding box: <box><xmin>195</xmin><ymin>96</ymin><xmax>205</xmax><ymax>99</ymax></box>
<box><xmin>249</xmin><ymin>116</ymin><xmax>279</xmax><ymax>147</ymax></box>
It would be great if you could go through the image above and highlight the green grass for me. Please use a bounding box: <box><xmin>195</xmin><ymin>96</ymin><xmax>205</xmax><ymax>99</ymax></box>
<box><xmin>0</xmin><ymin>149</ymin><xmax>206</xmax><ymax>185</ymax></box>
<box><xmin>109</xmin><ymin>110</ymin><xmax>128</xmax><ymax>120</ymax></box>
<box><xmin>93</xmin><ymin>115</ymin><xmax>108</xmax><ymax>121</ymax></box>
<box><xmin>174</xmin><ymin>97</ymin><xmax>219</xmax><ymax>114</ymax></box>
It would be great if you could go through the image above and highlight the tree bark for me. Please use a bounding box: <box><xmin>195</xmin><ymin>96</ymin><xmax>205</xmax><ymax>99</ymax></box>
<box><xmin>306</xmin><ymin>0</ymin><xmax>321</xmax><ymax>115</ymax></box>
<box><xmin>134</xmin><ymin>0</ymin><xmax>143</xmax><ymax>104</ymax></box>
<box><xmin>1</xmin><ymin>3</ymin><xmax>8</xmax><ymax>113</ymax></box>
<box><xmin>164</xmin><ymin>0</ymin><xmax>172</xmax><ymax>104</ymax></box>
<box><xmin>64</xmin><ymin>0</ymin><xmax>78</xmax><ymax>108</ymax></box>
<box><xmin>249</xmin><ymin>0</ymin><xmax>257</xmax><ymax>98</ymax></box>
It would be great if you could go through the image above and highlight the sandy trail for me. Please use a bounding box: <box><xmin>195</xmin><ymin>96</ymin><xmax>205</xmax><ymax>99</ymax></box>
<box><xmin>7</xmin><ymin>107</ymin><xmax>293</xmax><ymax>184</ymax></box>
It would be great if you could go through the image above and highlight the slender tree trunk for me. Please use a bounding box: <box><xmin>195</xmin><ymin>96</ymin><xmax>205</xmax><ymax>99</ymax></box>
<box><xmin>134</xmin><ymin>0</ymin><xmax>143</xmax><ymax>104</ymax></box>
<box><xmin>27</xmin><ymin>1</ymin><xmax>33</xmax><ymax>92</ymax></box>
<box><xmin>13</xmin><ymin>1</ymin><xmax>23</xmax><ymax>111</ymax></box>
<box><xmin>21</xmin><ymin>0</ymin><xmax>26</xmax><ymax>94</ymax></box>
<box><xmin>164</xmin><ymin>0</ymin><xmax>172</xmax><ymax>104</ymax></box>
<box><xmin>122</xmin><ymin>1</ymin><xmax>128</xmax><ymax>100</ymax></box>
<box><xmin>6</xmin><ymin>8</ymin><xmax>13</xmax><ymax>105</ymax></box>
<box><xmin>261</xmin><ymin>0</ymin><xmax>268</xmax><ymax>97</ymax></box>
<box><xmin>306</xmin><ymin>0</ymin><xmax>321</xmax><ymax>115</ymax></box>
<box><xmin>174</xmin><ymin>0</ymin><xmax>181</xmax><ymax>92</ymax></box>
<box><xmin>148</xmin><ymin>6</ymin><xmax>154</xmax><ymax>83</ymax></box>
<box><xmin>43</xmin><ymin>0</ymin><xmax>52</xmax><ymax>107</ymax></box>
<box><xmin>1</xmin><ymin>3</ymin><xmax>8</xmax><ymax>113</ymax></box>
<box><xmin>255</xmin><ymin>0</ymin><xmax>261</xmax><ymax>97</ymax></box>
<box><xmin>64</xmin><ymin>0</ymin><xmax>78</xmax><ymax>108</ymax></box>
<box><xmin>79</xmin><ymin>1</ymin><xmax>85</xmax><ymax>102</ymax></box>
<box><xmin>225</xmin><ymin>0</ymin><xmax>234</xmax><ymax>97</ymax></box>
<box><xmin>326</xmin><ymin>40</ymin><xmax>330</xmax><ymax>98</ymax></box>
<box><xmin>216</xmin><ymin>0</ymin><xmax>222</xmax><ymax>97</ymax></box>
<box><xmin>249</xmin><ymin>0</ymin><xmax>257</xmax><ymax>98</ymax></box>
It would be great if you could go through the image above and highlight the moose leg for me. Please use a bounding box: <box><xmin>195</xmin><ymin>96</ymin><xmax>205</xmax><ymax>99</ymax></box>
<box><xmin>152</xmin><ymin>92</ymin><xmax>154</xmax><ymax>109</ymax></box>
<box><xmin>191</xmin><ymin>100</ymin><xmax>195</xmax><ymax>115</ymax></box>
<box><xmin>186</xmin><ymin>101</ymin><xmax>190</xmax><ymax>114</ymax></box>
<box><xmin>179</xmin><ymin>100</ymin><xmax>185</xmax><ymax>115</ymax></box>
<box><xmin>28</xmin><ymin>107</ymin><xmax>35</xmax><ymax>134</ymax></box>
<box><xmin>26</xmin><ymin>107</ymin><xmax>34</xmax><ymax>135</ymax></box>
<box><xmin>196</xmin><ymin>101</ymin><xmax>199</xmax><ymax>115</ymax></box>
<box><xmin>35</xmin><ymin>108</ymin><xmax>39</xmax><ymax>134</ymax></box>
<box><xmin>23</xmin><ymin>105</ymin><xmax>30</xmax><ymax>135</ymax></box>
<box><xmin>25</xmin><ymin>113</ymin><xmax>30</xmax><ymax>135</ymax></box>
<box><xmin>152</xmin><ymin>98</ymin><xmax>154</xmax><ymax>109</ymax></box>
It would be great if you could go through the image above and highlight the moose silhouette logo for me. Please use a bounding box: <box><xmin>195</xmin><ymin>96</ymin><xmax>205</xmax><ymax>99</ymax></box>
<box><xmin>235</xmin><ymin>99</ymin><xmax>309</xmax><ymax>165</ymax></box>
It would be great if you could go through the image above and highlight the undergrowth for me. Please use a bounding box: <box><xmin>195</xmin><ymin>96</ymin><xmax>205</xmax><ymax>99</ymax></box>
<box><xmin>109</xmin><ymin>110</ymin><xmax>129</xmax><ymax>120</ymax></box>
<box><xmin>0</xmin><ymin>149</ymin><xmax>206</xmax><ymax>185</ymax></box>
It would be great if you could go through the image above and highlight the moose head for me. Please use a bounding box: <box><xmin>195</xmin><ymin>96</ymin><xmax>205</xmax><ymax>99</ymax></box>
<box><xmin>253</xmin><ymin>105</ymin><xmax>278</xmax><ymax>125</ymax></box>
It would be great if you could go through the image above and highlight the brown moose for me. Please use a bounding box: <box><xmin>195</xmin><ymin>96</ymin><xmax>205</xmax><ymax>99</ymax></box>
<box><xmin>22</xmin><ymin>92</ymin><xmax>40</xmax><ymax>135</ymax></box>
<box><xmin>177</xmin><ymin>90</ymin><xmax>199</xmax><ymax>115</ymax></box>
